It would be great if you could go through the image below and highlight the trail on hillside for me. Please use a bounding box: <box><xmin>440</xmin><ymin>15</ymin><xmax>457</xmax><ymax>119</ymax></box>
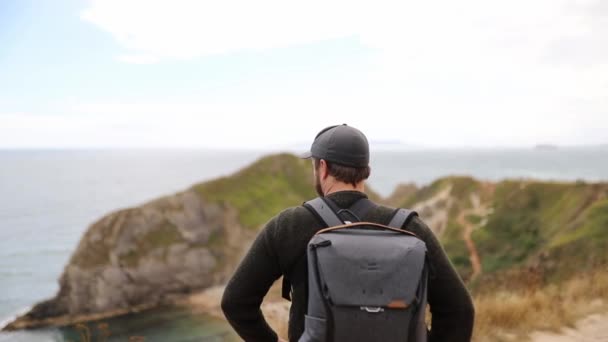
<box><xmin>412</xmin><ymin>186</ymin><xmax>453</xmax><ymax>236</ymax></box>
<box><xmin>529</xmin><ymin>312</ymin><xmax>608</xmax><ymax>342</ymax></box>
<box><xmin>457</xmin><ymin>193</ymin><xmax>487</xmax><ymax>281</ymax></box>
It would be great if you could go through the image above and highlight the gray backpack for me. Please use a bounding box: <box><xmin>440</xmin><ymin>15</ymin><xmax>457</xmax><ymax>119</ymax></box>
<box><xmin>298</xmin><ymin>197</ymin><xmax>428</xmax><ymax>342</ymax></box>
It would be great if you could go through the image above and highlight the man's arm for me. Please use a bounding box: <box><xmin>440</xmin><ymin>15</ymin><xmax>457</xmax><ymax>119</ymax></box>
<box><xmin>221</xmin><ymin>217</ymin><xmax>282</xmax><ymax>341</ymax></box>
<box><xmin>408</xmin><ymin>217</ymin><xmax>475</xmax><ymax>342</ymax></box>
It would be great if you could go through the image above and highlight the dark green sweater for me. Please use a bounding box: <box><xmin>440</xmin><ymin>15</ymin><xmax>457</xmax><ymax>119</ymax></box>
<box><xmin>221</xmin><ymin>191</ymin><xmax>474</xmax><ymax>341</ymax></box>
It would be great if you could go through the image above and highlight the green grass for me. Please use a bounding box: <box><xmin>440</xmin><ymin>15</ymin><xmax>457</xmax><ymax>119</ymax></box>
<box><xmin>472</xmin><ymin>180</ymin><xmax>608</xmax><ymax>280</ymax></box>
<box><xmin>144</xmin><ymin>223</ymin><xmax>183</xmax><ymax>248</ymax></box>
<box><xmin>466</xmin><ymin>214</ymin><xmax>482</xmax><ymax>225</ymax></box>
<box><xmin>566</xmin><ymin>199</ymin><xmax>608</xmax><ymax>244</ymax></box>
<box><xmin>542</xmin><ymin>198</ymin><xmax>608</xmax><ymax>279</ymax></box>
<box><xmin>192</xmin><ymin>153</ymin><xmax>316</xmax><ymax>230</ymax></box>
<box><xmin>448</xmin><ymin>176</ymin><xmax>480</xmax><ymax>202</ymax></box>
<box><xmin>398</xmin><ymin>176</ymin><xmax>480</xmax><ymax>208</ymax></box>
<box><xmin>473</xmin><ymin>181</ymin><xmax>548</xmax><ymax>273</ymax></box>
<box><xmin>441</xmin><ymin>221</ymin><xmax>472</xmax><ymax>279</ymax></box>
<box><xmin>398</xmin><ymin>179</ymin><xmax>446</xmax><ymax>208</ymax></box>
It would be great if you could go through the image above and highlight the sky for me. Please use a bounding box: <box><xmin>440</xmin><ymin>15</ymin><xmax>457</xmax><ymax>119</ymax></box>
<box><xmin>0</xmin><ymin>0</ymin><xmax>606</xmax><ymax>149</ymax></box>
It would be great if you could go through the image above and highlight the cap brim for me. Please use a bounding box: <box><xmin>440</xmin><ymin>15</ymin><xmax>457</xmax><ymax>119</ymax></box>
<box><xmin>299</xmin><ymin>151</ymin><xmax>313</xmax><ymax>159</ymax></box>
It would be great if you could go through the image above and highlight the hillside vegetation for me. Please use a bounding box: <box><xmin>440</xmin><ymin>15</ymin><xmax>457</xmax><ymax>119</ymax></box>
<box><xmin>387</xmin><ymin>176</ymin><xmax>608</xmax><ymax>340</ymax></box>
<box><xmin>389</xmin><ymin>176</ymin><xmax>608</xmax><ymax>281</ymax></box>
<box><xmin>193</xmin><ymin>153</ymin><xmax>316</xmax><ymax>229</ymax></box>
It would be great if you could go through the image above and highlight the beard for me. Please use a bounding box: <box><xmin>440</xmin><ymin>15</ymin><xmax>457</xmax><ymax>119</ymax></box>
<box><xmin>314</xmin><ymin>170</ymin><xmax>324</xmax><ymax>197</ymax></box>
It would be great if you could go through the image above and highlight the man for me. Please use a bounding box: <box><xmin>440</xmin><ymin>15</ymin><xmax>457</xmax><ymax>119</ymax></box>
<box><xmin>221</xmin><ymin>124</ymin><xmax>475</xmax><ymax>341</ymax></box>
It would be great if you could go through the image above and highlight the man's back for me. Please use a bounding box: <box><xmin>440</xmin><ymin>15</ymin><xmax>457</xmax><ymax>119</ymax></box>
<box><xmin>221</xmin><ymin>190</ymin><xmax>475</xmax><ymax>341</ymax></box>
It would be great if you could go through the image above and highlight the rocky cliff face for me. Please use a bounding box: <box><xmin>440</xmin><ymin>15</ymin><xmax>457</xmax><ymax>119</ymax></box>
<box><xmin>6</xmin><ymin>190</ymin><xmax>251</xmax><ymax>330</ymax></box>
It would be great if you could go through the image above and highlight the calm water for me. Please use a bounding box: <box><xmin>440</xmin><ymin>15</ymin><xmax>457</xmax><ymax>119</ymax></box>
<box><xmin>1</xmin><ymin>147</ymin><xmax>607</xmax><ymax>341</ymax></box>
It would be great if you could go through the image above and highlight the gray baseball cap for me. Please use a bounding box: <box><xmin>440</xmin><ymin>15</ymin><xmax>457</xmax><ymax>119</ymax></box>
<box><xmin>300</xmin><ymin>124</ymin><xmax>369</xmax><ymax>167</ymax></box>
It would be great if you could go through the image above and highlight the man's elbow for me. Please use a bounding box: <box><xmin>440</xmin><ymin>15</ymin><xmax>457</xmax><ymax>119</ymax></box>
<box><xmin>463</xmin><ymin>296</ymin><xmax>476</xmax><ymax>327</ymax></box>
<box><xmin>221</xmin><ymin>289</ymin><xmax>238</xmax><ymax>321</ymax></box>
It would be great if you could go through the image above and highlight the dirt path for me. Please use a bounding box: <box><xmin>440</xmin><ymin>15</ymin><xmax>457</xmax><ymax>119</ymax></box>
<box><xmin>529</xmin><ymin>312</ymin><xmax>608</xmax><ymax>342</ymax></box>
<box><xmin>412</xmin><ymin>186</ymin><xmax>453</xmax><ymax>236</ymax></box>
<box><xmin>456</xmin><ymin>193</ymin><xmax>487</xmax><ymax>281</ymax></box>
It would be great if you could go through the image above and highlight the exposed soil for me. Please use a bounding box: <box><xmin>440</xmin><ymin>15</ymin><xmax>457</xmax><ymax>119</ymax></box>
<box><xmin>529</xmin><ymin>312</ymin><xmax>608</xmax><ymax>342</ymax></box>
<box><xmin>457</xmin><ymin>193</ymin><xmax>487</xmax><ymax>281</ymax></box>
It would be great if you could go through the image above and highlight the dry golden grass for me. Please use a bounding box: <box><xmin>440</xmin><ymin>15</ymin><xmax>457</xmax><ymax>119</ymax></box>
<box><xmin>473</xmin><ymin>268</ymin><xmax>608</xmax><ymax>341</ymax></box>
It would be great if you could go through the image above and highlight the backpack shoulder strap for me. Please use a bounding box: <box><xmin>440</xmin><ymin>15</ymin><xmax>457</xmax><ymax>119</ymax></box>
<box><xmin>388</xmin><ymin>208</ymin><xmax>418</xmax><ymax>229</ymax></box>
<box><xmin>284</xmin><ymin>197</ymin><xmax>341</xmax><ymax>301</ymax></box>
<box><xmin>303</xmin><ymin>197</ymin><xmax>344</xmax><ymax>227</ymax></box>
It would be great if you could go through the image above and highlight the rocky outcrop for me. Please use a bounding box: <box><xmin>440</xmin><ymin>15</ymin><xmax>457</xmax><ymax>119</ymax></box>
<box><xmin>4</xmin><ymin>189</ymin><xmax>253</xmax><ymax>330</ymax></box>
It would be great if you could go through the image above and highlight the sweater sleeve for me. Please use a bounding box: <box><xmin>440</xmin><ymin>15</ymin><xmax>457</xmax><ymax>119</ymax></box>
<box><xmin>408</xmin><ymin>217</ymin><xmax>475</xmax><ymax>342</ymax></box>
<box><xmin>221</xmin><ymin>216</ymin><xmax>283</xmax><ymax>342</ymax></box>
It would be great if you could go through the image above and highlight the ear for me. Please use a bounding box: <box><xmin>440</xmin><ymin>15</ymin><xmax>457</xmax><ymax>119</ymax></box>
<box><xmin>319</xmin><ymin>159</ymin><xmax>329</xmax><ymax>180</ymax></box>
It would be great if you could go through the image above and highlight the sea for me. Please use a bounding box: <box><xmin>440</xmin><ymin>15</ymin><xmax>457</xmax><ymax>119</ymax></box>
<box><xmin>1</xmin><ymin>147</ymin><xmax>607</xmax><ymax>341</ymax></box>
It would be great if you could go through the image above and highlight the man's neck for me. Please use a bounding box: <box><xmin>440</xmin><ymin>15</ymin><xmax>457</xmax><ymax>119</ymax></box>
<box><xmin>324</xmin><ymin>181</ymin><xmax>365</xmax><ymax>196</ymax></box>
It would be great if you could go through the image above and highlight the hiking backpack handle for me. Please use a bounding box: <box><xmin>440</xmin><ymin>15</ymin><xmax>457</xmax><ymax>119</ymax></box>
<box><xmin>315</xmin><ymin>221</ymin><xmax>419</xmax><ymax>238</ymax></box>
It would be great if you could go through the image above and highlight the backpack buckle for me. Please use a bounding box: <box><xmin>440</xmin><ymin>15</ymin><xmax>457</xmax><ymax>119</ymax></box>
<box><xmin>360</xmin><ymin>306</ymin><xmax>384</xmax><ymax>313</ymax></box>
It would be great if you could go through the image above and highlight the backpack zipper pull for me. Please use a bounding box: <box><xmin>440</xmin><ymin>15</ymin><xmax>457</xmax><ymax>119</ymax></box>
<box><xmin>310</xmin><ymin>240</ymin><xmax>332</xmax><ymax>249</ymax></box>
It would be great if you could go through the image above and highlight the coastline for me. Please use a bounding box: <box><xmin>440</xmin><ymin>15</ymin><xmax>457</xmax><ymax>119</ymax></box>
<box><xmin>2</xmin><ymin>302</ymin><xmax>158</xmax><ymax>331</ymax></box>
<box><xmin>0</xmin><ymin>306</ymin><xmax>32</xmax><ymax>331</ymax></box>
